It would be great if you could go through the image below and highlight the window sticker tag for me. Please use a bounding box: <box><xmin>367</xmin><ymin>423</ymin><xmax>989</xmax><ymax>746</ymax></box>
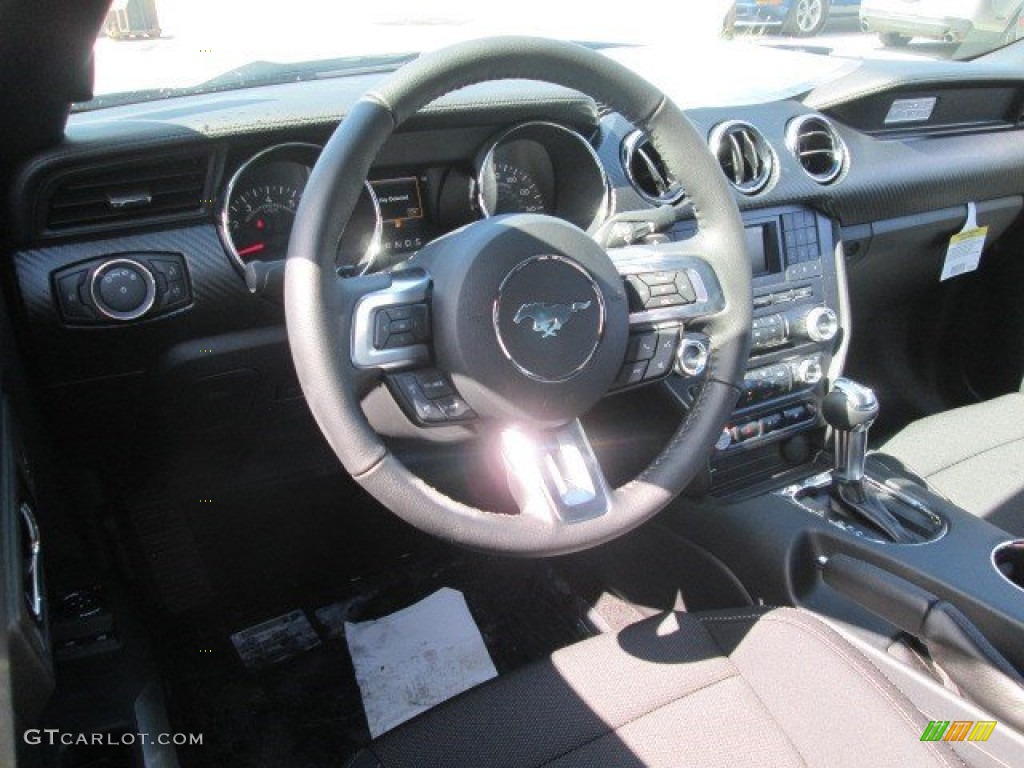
<box><xmin>940</xmin><ymin>202</ymin><xmax>987</xmax><ymax>281</ymax></box>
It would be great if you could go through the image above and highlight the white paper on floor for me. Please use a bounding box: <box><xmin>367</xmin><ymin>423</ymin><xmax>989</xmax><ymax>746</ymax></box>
<box><xmin>345</xmin><ymin>587</ymin><xmax>498</xmax><ymax>737</ymax></box>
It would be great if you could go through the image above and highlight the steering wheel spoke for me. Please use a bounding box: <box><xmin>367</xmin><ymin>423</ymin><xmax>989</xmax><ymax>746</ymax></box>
<box><xmin>499</xmin><ymin>420</ymin><xmax>611</xmax><ymax>524</ymax></box>
<box><xmin>609</xmin><ymin>241</ymin><xmax>726</xmax><ymax>326</ymax></box>
<box><xmin>349</xmin><ymin>268</ymin><xmax>433</xmax><ymax>372</ymax></box>
<box><xmin>345</xmin><ymin>268</ymin><xmax>481</xmax><ymax>426</ymax></box>
<box><xmin>385</xmin><ymin>368</ymin><xmax>478</xmax><ymax>426</ymax></box>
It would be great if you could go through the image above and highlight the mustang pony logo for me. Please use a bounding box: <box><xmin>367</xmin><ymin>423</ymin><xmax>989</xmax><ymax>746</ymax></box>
<box><xmin>514</xmin><ymin>301</ymin><xmax>592</xmax><ymax>339</ymax></box>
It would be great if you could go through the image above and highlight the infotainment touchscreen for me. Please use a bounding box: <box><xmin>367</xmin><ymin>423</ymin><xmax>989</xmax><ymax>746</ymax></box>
<box><xmin>744</xmin><ymin>222</ymin><xmax>782</xmax><ymax>277</ymax></box>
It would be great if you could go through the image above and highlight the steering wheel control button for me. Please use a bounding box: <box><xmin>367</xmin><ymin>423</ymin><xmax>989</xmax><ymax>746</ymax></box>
<box><xmin>390</xmin><ymin>372</ymin><xmax>446</xmax><ymax>424</ymax></box>
<box><xmin>614</xmin><ymin>361</ymin><xmax>649</xmax><ymax>389</ymax></box>
<box><xmin>388</xmin><ymin>370</ymin><xmax>476</xmax><ymax>426</ymax></box>
<box><xmin>90</xmin><ymin>259</ymin><xmax>157</xmax><ymax>321</ymax></box>
<box><xmin>372</xmin><ymin>303</ymin><xmax>432</xmax><ymax>351</ymax></box>
<box><xmin>645</xmin><ymin>330</ymin><xmax>681</xmax><ymax>379</ymax></box>
<box><xmin>415</xmin><ymin>370</ymin><xmax>454</xmax><ymax>400</ymax></box>
<box><xmin>435</xmin><ymin>395</ymin><xmax>475</xmax><ymax>421</ymax></box>
<box><xmin>494</xmin><ymin>255</ymin><xmax>605</xmax><ymax>383</ymax></box>
<box><xmin>624</xmin><ymin>276</ymin><xmax>651</xmax><ymax>306</ymax></box>
<box><xmin>612</xmin><ymin>324</ymin><xmax>683</xmax><ymax>391</ymax></box>
<box><xmin>625</xmin><ymin>270</ymin><xmax>697</xmax><ymax>312</ymax></box>
<box><xmin>627</xmin><ymin>331</ymin><xmax>658</xmax><ymax>361</ymax></box>
<box><xmin>674</xmin><ymin>272</ymin><xmax>697</xmax><ymax>302</ymax></box>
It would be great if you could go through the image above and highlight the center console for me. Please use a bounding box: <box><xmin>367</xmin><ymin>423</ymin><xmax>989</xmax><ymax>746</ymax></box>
<box><xmin>666</xmin><ymin>205</ymin><xmax>843</xmax><ymax>491</ymax></box>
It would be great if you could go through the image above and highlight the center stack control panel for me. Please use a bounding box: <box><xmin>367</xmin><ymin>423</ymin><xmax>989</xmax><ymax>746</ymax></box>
<box><xmin>666</xmin><ymin>205</ymin><xmax>842</xmax><ymax>458</ymax></box>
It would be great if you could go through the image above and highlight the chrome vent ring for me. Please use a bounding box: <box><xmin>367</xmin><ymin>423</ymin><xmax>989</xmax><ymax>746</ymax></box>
<box><xmin>621</xmin><ymin>130</ymin><xmax>685</xmax><ymax>205</ymax></box>
<box><xmin>787</xmin><ymin>114</ymin><xmax>847</xmax><ymax>185</ymax></box>
<box><xmin>708</xmin><ymin>121</ymin><xmax>774</xmax><ymax>196</ymax></box>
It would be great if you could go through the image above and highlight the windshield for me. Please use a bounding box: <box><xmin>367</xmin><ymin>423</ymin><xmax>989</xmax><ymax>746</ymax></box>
<box><xmin>80</xmin><ymin>0</ymin><xmax>1024</xmax><ymax>111</ymax></box>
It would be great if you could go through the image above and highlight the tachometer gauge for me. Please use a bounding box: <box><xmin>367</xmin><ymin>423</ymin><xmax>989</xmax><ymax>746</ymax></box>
<box><xmin>491</xmin><ymin>162</ymin><xmax>547</xmax><ymax>214</ymax></box>
<box><xmin>227</xmin><ymin>182</ymin><xmax>301</xmax><ymax>263</ymax></box>
<box><xmin>220</xmin><ymin>142</ymin><xmax>382</xmax><ymax>274</ymax></box>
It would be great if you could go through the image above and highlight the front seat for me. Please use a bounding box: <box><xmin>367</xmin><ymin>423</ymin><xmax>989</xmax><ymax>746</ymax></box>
<box><xmin>878</xmin><ymin>393</ymin><xmax>1024</xmax><ymax>536</ymax></box>
<box><xmin>347</xmin><ymin>607</ymin><xmax>963</xmax><ymax>768</ymax></box>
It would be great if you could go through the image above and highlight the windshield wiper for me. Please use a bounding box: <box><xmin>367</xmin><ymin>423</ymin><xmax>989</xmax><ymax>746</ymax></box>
<box><xmin>73</xmin><ymin>52</ymin><xmax>420</xmax><ymax>113</ymax></box>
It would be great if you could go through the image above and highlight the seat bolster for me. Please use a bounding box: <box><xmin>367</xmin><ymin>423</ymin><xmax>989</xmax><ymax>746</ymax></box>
<box><xmin>879</xmin><ymin>393</ymin><xmax>1024</xmax><ymax>479</ymax></box>
<box><xmin>348</xmin><ymin>607</ymin><xmax>963</xmax><ymax>768</ymax></box>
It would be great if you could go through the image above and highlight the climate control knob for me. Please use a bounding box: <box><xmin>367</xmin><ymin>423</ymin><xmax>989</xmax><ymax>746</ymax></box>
<box><xmin>794</xmin><ymin>358</ymin><xmax>824</xmax><ymax>385</ymax></box>
<box><xmin>791</xmin><ymin>306</ymin><xmax>839</xmax><ymax>343</ymax></box>
<box><xmin>90</xmin><ymin>259</ymin><xmax>157</xmax><ymax>321</ymax></box>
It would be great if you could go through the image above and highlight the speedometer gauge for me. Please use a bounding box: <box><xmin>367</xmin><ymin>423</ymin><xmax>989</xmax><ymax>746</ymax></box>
<box><xmin>491</xmin><ymin>162</ymin><xmax>547</xmax><ymax>214</ymax></box>
<box><xmin>220</xmin><ymin>142</ymin><xmax>382</xmax><ymax>274</ymax></box>
<box><xmin>476</xmin><ymin>121</ymin><xmax>609</xmax><ymax>232</ymax></box>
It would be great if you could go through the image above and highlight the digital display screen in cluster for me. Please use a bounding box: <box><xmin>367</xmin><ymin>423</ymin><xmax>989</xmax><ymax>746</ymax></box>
<box><xmin>370</xmin><ymin>176</ymin><xmax>427</xmax><ymax>256</ymax></box>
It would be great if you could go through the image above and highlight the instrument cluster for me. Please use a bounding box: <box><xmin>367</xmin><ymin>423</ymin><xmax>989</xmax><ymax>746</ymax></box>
<box><xmin>218</xmin><ymin>121</ymin><xmax>609</xmax><ymax>276</ymax></box>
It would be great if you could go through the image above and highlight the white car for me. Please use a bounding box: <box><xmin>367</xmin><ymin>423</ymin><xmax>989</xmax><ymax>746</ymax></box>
<box><xmin>861</xmin><ymin>0</ymin><xmax>1024</xmax><ymax>46</ymax></box>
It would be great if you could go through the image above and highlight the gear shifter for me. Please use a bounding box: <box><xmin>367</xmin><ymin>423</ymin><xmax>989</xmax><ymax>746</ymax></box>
<box><xmin>822</xmin><ymin>378</ymin><xmax>914</xmax><ymax>543</ymax></box>
<box><xmin>823</xmin><ymin>378</ymin><xmax>878</xmax><ymax>484</ymax></box>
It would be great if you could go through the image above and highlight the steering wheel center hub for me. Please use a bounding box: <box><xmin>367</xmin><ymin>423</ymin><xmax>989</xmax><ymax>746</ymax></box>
<box><xmin>420</xmin><ymin>214</ymin><xmax>629</xmax><ymax>427</ymax></box>
<box><xmin>493</xmin><ymin>255</ymin><xmax>605</xmax><ymax>383</ymax></box>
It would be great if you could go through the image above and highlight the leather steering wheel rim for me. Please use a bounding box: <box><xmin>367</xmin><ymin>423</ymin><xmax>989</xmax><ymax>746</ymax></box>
<box><xmin>285</xmin><ymin>37</ymin><xmax>752</xmax><ymax>556</ymax></box>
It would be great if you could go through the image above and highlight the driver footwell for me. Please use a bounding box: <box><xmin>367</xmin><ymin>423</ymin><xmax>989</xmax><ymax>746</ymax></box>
<box><xmin>136</xmin><ymin>478</ymin><xmax>751</xmax><ymax>767</ymax></box>
<box><xmin>154</xmin><ymin>545</ymin><xmax>595</xmax><ymax>767</ymax></box>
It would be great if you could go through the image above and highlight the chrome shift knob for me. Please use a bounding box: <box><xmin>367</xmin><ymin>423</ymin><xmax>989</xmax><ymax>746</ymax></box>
<box><xmin>823</xmin><ymin>378</ymin><xmax>878</xmax><ymax>483</ymax></box>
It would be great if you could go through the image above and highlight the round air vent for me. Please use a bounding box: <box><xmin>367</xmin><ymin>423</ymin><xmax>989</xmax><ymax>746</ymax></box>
<box><xmin>787</xmin><ymin>115</ymin><xmax>847</xmax><ymax>185</ymax></box>
<box><xmin>621</xmin><ymin>130</ymin><xmax>685</xmax><ymax>205</ymax></box>
<box><xmin>708</xmin><ymin>121</ymin><xmax>774</xmax><ymax>196</ymax></box>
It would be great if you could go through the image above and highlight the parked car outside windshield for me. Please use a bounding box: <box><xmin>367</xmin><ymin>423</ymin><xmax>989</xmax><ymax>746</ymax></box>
<box><xmin>860</xmin><ymin>0</ymin><xmax>1024</xmax><ymax>48</ymax></box>
<box><xmin>730</xmin><ymin>0</ymin><xmax>862</xmax><ymax>38</ymax></box>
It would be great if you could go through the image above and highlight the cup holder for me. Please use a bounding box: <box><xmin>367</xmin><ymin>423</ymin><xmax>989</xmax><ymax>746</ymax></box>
<box><xmin>992</xmin><ymin>540</ymin><xmax>1024</xmax><ymax>593</ymax></box>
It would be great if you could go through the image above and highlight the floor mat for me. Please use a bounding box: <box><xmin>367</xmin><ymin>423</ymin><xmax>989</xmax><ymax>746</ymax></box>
<box><xmin>157</xmin><ymin>549</ymin><xmax>593</xmax><ymax>768</ymax></box>
<box><xmin>345</xmin><ymin>588</ymin><xmax>497</xmax><ymax>737</ymax></box>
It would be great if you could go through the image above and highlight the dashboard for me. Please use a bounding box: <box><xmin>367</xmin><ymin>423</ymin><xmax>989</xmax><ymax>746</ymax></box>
<box><xmin>8</xmin><ymin>56</ymin><xmax>1024</xmax><ymax>493</ymax></box>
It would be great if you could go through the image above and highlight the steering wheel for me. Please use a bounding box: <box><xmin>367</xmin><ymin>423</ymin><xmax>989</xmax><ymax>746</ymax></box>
<box><xmin>285</xmin><ymin>37</ymin><xmax>751</xmax><ymax>556</ymax></box>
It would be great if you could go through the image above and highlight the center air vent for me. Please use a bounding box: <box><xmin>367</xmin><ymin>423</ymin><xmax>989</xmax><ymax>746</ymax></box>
<box><xmin>41</xmin><ymin>150</ymin><xmax>214</xmax><ymax>234</ymax></box>
<box><xmin>787</xmin><ymin>115</ymin><xmax>847</xmax><ymax>185</ymax></box>
<box><xmin>709</xmin><ymin>121</ymin><xmax>774</xmax><ymax>196</ymax></box>
<box><xmin>621</xmin><ymin>130</ymin><xmax>684</xmax><ymax>204</ymax></box>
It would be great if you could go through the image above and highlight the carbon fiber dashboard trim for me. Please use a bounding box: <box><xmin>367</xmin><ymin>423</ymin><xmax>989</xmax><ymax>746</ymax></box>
<box><xmin>14</xmin><ymin>224</ymin><xmax>280</xmax><ymax>386</ymax></box>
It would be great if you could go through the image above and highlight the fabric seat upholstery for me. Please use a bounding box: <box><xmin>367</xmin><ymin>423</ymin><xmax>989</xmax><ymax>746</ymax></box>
<box><xmin>347</xmin><ymin>607</ymin><xmax>963</xmax><ymax>768</ymax></box>
<box><xmin>878</xmin><ymin>393</ymin><xmax>1024</xmax><ymax>536</ymax></box>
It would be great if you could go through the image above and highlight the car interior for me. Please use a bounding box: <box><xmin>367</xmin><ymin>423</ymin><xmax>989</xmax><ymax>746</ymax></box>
<box><xmin>4</xmin><ymin>1</ymin><xmax>1024</xmax><ymax>767</ymax></box>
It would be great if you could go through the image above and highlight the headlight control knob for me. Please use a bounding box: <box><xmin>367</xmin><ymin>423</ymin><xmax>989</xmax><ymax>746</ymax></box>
<box><xmin>90</xmin><ymin>259</ymin><xmax>157</xmax><ymax>321</ymax></box>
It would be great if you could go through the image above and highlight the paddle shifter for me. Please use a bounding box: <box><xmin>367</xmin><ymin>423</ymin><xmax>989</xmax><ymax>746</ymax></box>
<box><xmin>822</xmin><ymin>378</ymin><xmax>914</xmax><ymax>543</ymax></box>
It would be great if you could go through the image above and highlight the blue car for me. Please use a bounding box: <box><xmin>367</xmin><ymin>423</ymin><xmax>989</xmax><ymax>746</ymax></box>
<box><xmin>731</xmin><ymin>0</ymin><xmax>862</xmax><ymax>37</ymax></box>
